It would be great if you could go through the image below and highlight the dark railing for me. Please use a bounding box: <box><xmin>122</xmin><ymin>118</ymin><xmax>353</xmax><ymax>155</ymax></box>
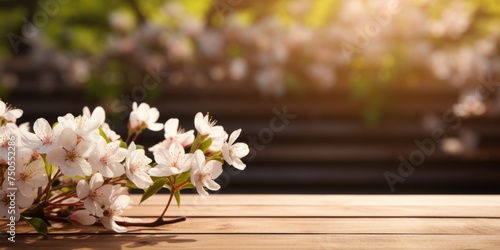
<box><xmin>6</xmin><ymin>65</ymin><xmax>500</xmax><ymax>195</ymax></box>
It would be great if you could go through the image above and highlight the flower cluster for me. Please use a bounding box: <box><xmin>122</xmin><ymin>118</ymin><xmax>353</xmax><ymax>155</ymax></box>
<box><xmin>0</xmin><ymin>100</ymin><xmax>249</xmax><ymax>233</ymax></box>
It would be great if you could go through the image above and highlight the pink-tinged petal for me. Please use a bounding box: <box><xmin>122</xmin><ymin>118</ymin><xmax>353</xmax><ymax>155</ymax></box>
<box><xmin>58</xmin><ymin>128</ymin><xmax>77</xmax><ymax>150</ymax></box>
<box><xmin>106</xmin><ymin>140</ymin><xmax>119</xmax><ymax>153</ymax></box>
<box><xmin>132</xmin><ymin>172</ymin><xmax>153</xmax><ymax>189</ymax></box>
<box><xmin>0</xmin><ymin>102</ymin><xmax>5</xmax><ymax>114</ymax></box>
<box><xmin>74</xmin><ymin>158</ymin><xmax>93</xmax><ymax>177</ymax></box>
<box><xmin>89</xmin><ymin>154</ymin><xmax>103</xmax><ymax>174</ymax></box>
<box><xmin>164</xmin><ymin>119</ymin><xmax>179</xmax><ymax>138</ymax></box>
<box><xmin>85</xmin><ymin>116</ymin><xmax>101</xmax><ymax>132</ymax></box>
<box><xmin>193</xmin><ymin>150</ymin><xmax>205</xmax><ymax>170</ymax></box>
<box><xmin>77</xmin><ymin>180</ymin><xmax>90</xmax><ymax>199</ymax></box>
<box><xmin>58</xmin><ymin>114</ymin><xmax>76</xmax><ymax>130</ymax></box>
<box><xmin>137</xmin><ymin>103</ymin><xmax>149</xmax><ymax>116</ymax></box>
<box><xmin>76</xmin><ymin>140</ymin><xmax>95</xmax><ymax>158</ymax></box>
<box><xmin>112</xmin><ymin>146</ymin><xmax>127</xmax><ymax>162</ymax></box>
<box><xmin>94</xmin><ymin>137</ymin><xmax>107</xmax><ymax>154</ymax></box>
<box><xmin>46</xmin><ymin>148</ymin><xmax>68</xmax><ymax>171</ymax></box>
<box><xmin>179</xmin><ymin>154</ymin><xmax>193</xmax><ymax>173</ymax></box>
<box><xmin>190</xmin><ymin>169</ymin><xmax>200</xmax><ymax>186</ymax></box>
<box><xmin>222</xmin><ymin>143</ymin><xmax>232</xmax><ymax>165</ymax></box>
<box><xmin>102</xmin><ymin>216</ymin><xmax>127</xmax><ymax>233</ymax></box>
<box><xmin>178</xmin><ymin>130</ymin><xmax>195</xmax><ymax>147</ymax></box>
<box><xmin>169</xmin><ymin>142</ymin><xmax>185</xmax><ymax>157</ymax></box>
<box><xmin>17</xmin><ymin>192</ymin><xmax>34</xmax><ymax>208</ymax></box>
<box><xmin>153</xmin><ymin>147</ymin><xmax>170</xmax><ymax>165</ymax></box>
<box><xmin>89</xmin><ymin>173</ymin><xmax>104</xmax><ymax>191</ymax></box>
<box><xmin>206</xmin><ymin>160</ymin><xmax>223</xmax><ymax>179</ymax></box>
<box><xmin>232</xmin><ymin>143</ymin><xmax>249</xmax><ymax>158</ymax></box>
<box><xmin>92</xmin><ymin>106</ymin><xmax>106</xmax><ymax>125</ymax></box>
<box><xmin>231</xmin><ymin>157</ymin><xmax>246</xmax><ymax>170</ymax></box>
<box><xmin>147</xmin><ymin>142</ymin><xmax>162</xmax><ymax>153</ymax></box>
<box><xmin>208</xmin><ymin>137</ymin><xmax>225</xmax><ymax>152</ymax></box>
<box><xmin>70</xmin><ymin>210</ymin><xmax>96</xmax><ymax>225</ymax></box>
<box><xmin>83</xmin><ymin>106</ymin><xmax>91</xmax><ymax>117</ymax></box>
<box><xmin>210</xmin><ymin>126</ymin><xmax>227</xmax><ymax>139</ymax></box>
<box><xmin>228</xmin><ymin>129</ymin><xmax>241</xmax><ymax>146</ymax></box>
<box><xmin>8</xmin><ymin>109</ymin><xmax>23</xmax><ymax>119</ymax></box>
<box><xmin>105</xmin><ymin>162</ymin><xmax>125</xmax><ymax>177</ymax></box>
<box><xmin>33</xmin><ymin>118</ymin><xmax>52</xmax><ymax>140</ymax></box>
<box><xmin>26</xmin><ymin>159</ymin><xmax>48</xmax><ymax>188</ymax></box>
<box><xmin>112</xmin><ymin>185</ymin><xmax>129</xmax><ymax>197</ymax></box>
<box><xmin>94</xmin><ymin>185</ymin><xmax>114</xmax><ymax>206</ymax></box>
<box><xmin>147</xmin><ymin>108</ymin><xmax>160</xmax><ymax>123</ymax></box>
<box><xmin>195</xmin><ymin>182</ymin><xmax>209</xmax><ymax>198</ymax></box>
<box><xmin>203</xmin><ymin>179</ymin><xmax>221</xmax><ymax>191</ymax></box>
<box><xmin>149</xmin><ymin>165</ymin><xmax>178</xmax><ymax>177</ymax></box>
<box><xmin>128</xmin><ymin>142</ymin><xmax>137</xmax><ymax>154</ymax></box>
<box><xmin>17</xmin><ymin>180</ymin><xmax>35</xmax><ymax>198</ymax></box>
<box><xmin>84</xmin><ymin>197</ymin><xmax>102</xmax><ymax>216</ymax></box>
<box><xmin>129</xmin><ymin>113</ymin><xmax>140</xmax><ymax>129</ymax></box>
<box><xmin>113</xmin><ymin>195</ymin><xmax>131</xmax><ymax>211</ymax></box>
<box><xmin>20</xmin><ymin>131</ymin><xmax>42</xmax><ymax>150</ymax></box>
<box><xmin>148</xmin><ymin>122</ymin><xmax>163</xmax><ymax>132</ymax></box>
<box><xmin>194</xmin><ymin>112</ymin><xmax>210</xmax><ymax>135</ymax></box>
<box><xmin>15</xmin><ymin>147</ymin><xmax>33</xmax><ymax>168</ymax></box>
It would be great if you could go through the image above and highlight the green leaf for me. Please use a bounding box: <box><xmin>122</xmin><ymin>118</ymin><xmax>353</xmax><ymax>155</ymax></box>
<box><xmin>199</xmin><ymin>137</ymin><xmax>212</xmax><ymax>153</ymax></box>
<box><xmin>140</xmin><ymin>177</ymin><xmax>167</xmax><ymax>204</ymax></box>
<box><xmin>119</xmin><ymin>140</ymin><xmax>128</xmax><ymax>149</ymax></box>
<box><xmin>178</xmin><ymin>182</ymin><xmax>195</xmax><ymax>190</ymax></box>
<box><xmin>176</xmin><ymin>171</ymin><xmax>191</xmax><ymax>184</ymax></box>
<box><xmin>98</xmin><ymin>127</ymin><xmax>110</xmax><ymax>144</ymax></box>
<box><xmin>207</xmin><ymin>151</ymin><xmax>224</xmax><ymax>163</ymax></box>
<box><xmin>22</xmin><ymin>216</ymin><xmax>48</xmax><ymax>237</ymax></box>
<box><xmin>124</xmin><ymin>180</ymin><xmax>139</xmax><ymax>189</ymax></box>
<box><xmin>189</xmin><ymin>134</ymin><xmax>207</xmax><ymax>153</ymax></box>
<box><xmin>174</xmin><ymin>190</ymin><xmax>181</xmax><ymax>208</ymax></box>
<box><xmin>41</xmin><ymin>154</ymin><xmax>56</xmax><ymax>181</ymax></box>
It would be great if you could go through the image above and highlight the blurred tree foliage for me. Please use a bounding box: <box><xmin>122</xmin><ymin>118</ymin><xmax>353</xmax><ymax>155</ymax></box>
<box><xmin>1</xmin><ymin>0</ymin><xmax>500</xmax><ymax>124</ymax></box>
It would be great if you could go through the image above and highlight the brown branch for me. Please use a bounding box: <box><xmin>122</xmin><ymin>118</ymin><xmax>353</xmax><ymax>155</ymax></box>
<box><xmin>116</xmin><ymin>216</ymin><xmax>186</xmax><ymax>227</ymax></box>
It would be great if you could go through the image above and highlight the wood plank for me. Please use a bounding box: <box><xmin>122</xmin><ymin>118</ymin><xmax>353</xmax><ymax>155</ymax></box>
<box><xmin>134</xmin><ymin>194</ymin><xmax>500</xmax><ymax>207</ymax></box>
<box><xmin>2</xmin><ymin>234</ymin><xmax>500</xmax><ymax>250</ymax></box>
<box><xmin>121</xmin><ymin>205</ymin><xmax>500</xmax><ymax>218</ymax></box>
<box><xmin>6</xmin><ymin>218</ymin><xmax>500</xmax><ymax>235</ymax></box>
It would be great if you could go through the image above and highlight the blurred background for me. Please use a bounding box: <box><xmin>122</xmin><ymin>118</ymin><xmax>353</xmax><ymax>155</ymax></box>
<box><xmin>1</xmin><ymin>0</ymin><xmax>500</xmax><ymax>194</ymax></box>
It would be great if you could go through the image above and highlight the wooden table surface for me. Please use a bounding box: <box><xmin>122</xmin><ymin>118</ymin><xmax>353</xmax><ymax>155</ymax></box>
<box><xmin>1</xmin><ymin>194</ymin><xmax>500</xmax><ymax>249</ymax></box>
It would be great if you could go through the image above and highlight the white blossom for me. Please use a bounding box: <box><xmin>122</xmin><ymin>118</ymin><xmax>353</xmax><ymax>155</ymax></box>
<box><xmin>89</xmin><ymin>137</ymin><xmax>127</xmax><ymax>178</ymax></box>
<box><xmin>222</xmin><ymin>129</ymin><xmax>249</xmax><ymax>170</ymax></box>
<box><xmin>190</xmin><ymin>150</ymin><xmax>223</xmax><ymax>198</ymax></box>
<box><xmin>148</xmin><ymin>118</ymin><xmax>194</xmax><ymax>152</ymax></box>
<box><xmin>15</xmin><ymin>158</ymin><xmax>48</xmax><ymax>198</ymax></box>
<box><xmin>101</xmin><ymin>195</ymin><xmax>130</xmax><ymax>233</ymax></box>
<box><xmin>46</xmin><ymin>128</ymin><xmax>94</xmax><ymax>177</ymax></box>
<box><xmin>21</xmin><ymin>118</ymin><xmax>62</xmax><ymax>154</ymax></box>
<box><xmin>70</xmin><ymin>210</ymin><xmax>97</xmax><ymax>225</ymax></box>
<box><xmin>194</xmin><ymin>112</ymin><xmax>227</xmax><ymax>152</ymax></box>
<box><xmin>124</xmin><ymin>142</ymin><xmax>153</xmax><ymax>189</ymax></box>
<box><xmin>76</xmin><ymin>173</ymin><xmax>114</xmax><ymax>217</ymax></box>
<box><xmin>149</xmin><ymin>142</ymin><xmax>192</xmax><ymax>177</ymax></box>
<box><xmin>128</xmin><ymin>102</ymin><xmax>163</xmax><ymax>132</ymax></box>
<box><xmin>0</xmin><ymin>100</ymin><xmax>23</xmax><ymax>123</ymax></box>
<box><xmin>58</xmin><ymin>113</ymin><xmax>100</xmax><ymax>141</ymax></box>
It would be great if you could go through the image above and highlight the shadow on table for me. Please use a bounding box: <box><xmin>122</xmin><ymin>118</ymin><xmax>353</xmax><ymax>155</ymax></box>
<box><xmin>6</xmin><ymin>234</ymin><xmax>197</xmax><ymax>249</ymax></box>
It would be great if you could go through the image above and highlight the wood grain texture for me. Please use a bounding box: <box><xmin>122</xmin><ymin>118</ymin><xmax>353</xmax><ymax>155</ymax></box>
<box><xmin>2</xmin><ymin>235</ymin><xmax>500</xmax><ymax>250</ymax></box>
<box><xmin>1</xmin><ymin>194</ymin><xmax>499</xmax><ymax>249</ymax></box>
